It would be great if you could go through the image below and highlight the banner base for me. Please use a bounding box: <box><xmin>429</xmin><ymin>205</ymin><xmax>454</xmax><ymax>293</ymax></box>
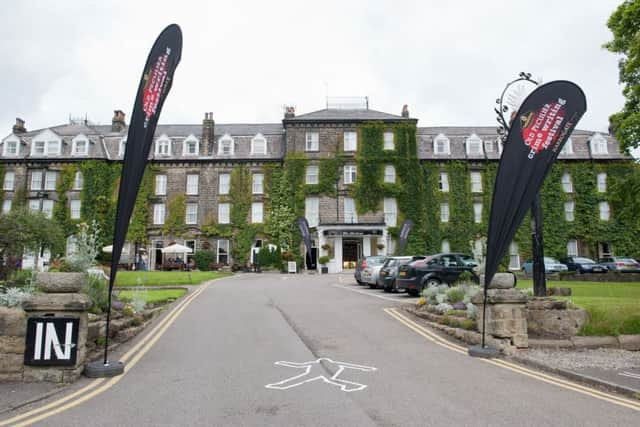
<box><xmin>85</xmin><ymin>360</ymin><xmax>125</xmax><ymax>378</ymax></box>
<box><xmin>468</xmin><ymin>344</ymin><xmax>499</xmax><ymax>359</ymax></box>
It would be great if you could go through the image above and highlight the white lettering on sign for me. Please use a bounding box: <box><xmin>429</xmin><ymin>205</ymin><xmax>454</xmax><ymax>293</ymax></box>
<box><xmin>33</xmin><ymin>321</ymin><xmax>75</xmax><ymax>361</ymax></box>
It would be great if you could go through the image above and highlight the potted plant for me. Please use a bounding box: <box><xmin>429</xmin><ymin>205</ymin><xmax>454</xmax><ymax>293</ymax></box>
<box><xmin>321</xmin><ymin>243</ymin><xmax>331</xmax><ymax>251</ymax></box>
<box><xmin>376</xmin><ymin>243</ymin><xmax>385</xmax><ymax>251</ymax></box>
<box><xmin>319</xmin><ymin>256</ymin><xmax>331</xmax><ymax>274</ymax></box>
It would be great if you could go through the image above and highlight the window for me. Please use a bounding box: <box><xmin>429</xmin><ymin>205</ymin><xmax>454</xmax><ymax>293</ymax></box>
<box><xmin>2</xmin><ymin>199</ymin><xmax>11</xmax><ymax>214</ymax></box>
<box><xmin>155</xmin><ymin>136</ymin><xmax>171</xmax><ymax>156</ymax></box>
<box><xmin>305</xmin><ymin>197</ymin><xmax>319</xmax><ymax>227</ymax></box>
<box><xmin>46</xmin><ymin>141</ymin><xmax>60</xmax><ymax>156</ymax></box>
<box><xmin>567</xmin><ymin>239</ymin><xmax>578</xmax><ymax>256</ymax></box>
<box><xmin>466</xmin><ymin>134</ymin><xmax>483</xmax><ymax>155</ymax></box>
<box><xmin>219</xmin><ymin>173</ymin><xmax>230</xmax><ymax>195</ymax></box>
<box><xmin>484</xmin><ymin>140</ymin><xmax>494</xmax><ymax>153</ymax></box>
<box><xmin>384</xmin><ymin>198</ymin><xmax>397</xmax><ymax>226</ymax></box>
<box><xmin>217</xmin><ymin>239</ymin><xmax>229</xmax><ymax>265</ymax></box>
<box><xmin>597</xmin><ymin>172</ymin><xmax>607</xmax><ymax>193</ymax></box>
<box><xmin>186</xmin><ymin>174</ymin><xmax>199</xmax><ymax>195</ymax></box>
<box><xmin>32</xmin><ymin>141</ymin><xmax>45</xmax><ymax>155</ymax></box>
<box><xmin>251</xmin><ymin>134</ymin><xmax>267</xmax><ymax>155</ymax></box>
<box><xmin>344</xmin><ymin>165</ymin><xmax>357</xmax><ymax>184</ymax></box>
<box><xmin>474</xmin><ymin>202</ymin><xmax>483</xmax><ymax>223</ymax></box>
<box><xmin>218</xmin><ymin>134</ymin><xmax>234</xmax><ymax>155</ymax></box>
<box><xmin>306</xmin><ymin>165</ymin><xmax>319</xmax><ymax>185</ymax></box>
<box><xmin>252</xmin><ymin>173</ymin><xmax>264</xmax><ymax>194</ymax></box>
<box><xmin>44</xmin><ymin>172</ymin><xmax>57</xmax><ymax>191</ymax></box>
<box><xmin>218</xmin><ymin>203</ymin><xmax>230</xmax><ymax>224</ymax></box>
<box><xmin>384</xmin><ymin>132</ymin><xmax>394</xmax><ymax>150</ymax></box>
<box><xmin>186</xmin><ymin>203</ymin><xmax>198</xmax><ymax>225</ymax></box>
<box><xmin>561</xmin><ymin>138</ymin><xmax>573</xmax><ymax>155</ymax></box>
<box><xmin>384</xmin><ymin>165</ymin><xmax>396</xmax><ymax>183</ymax></box>
<box><xmin>434</xmin><ymin>134</ymin><xmax>450</xmax><ymax>155</ymax></box>
<box><xmin>599</xmin><ymin>201</ymin><xmax>610</xmax><ymax>221</ymax></box>
<box><xmin>29</xmin><ymin>199</ymin><xmax>40</xmax><ymax>211</ymax></box>
<box><xmin>441</xmin><ymin>240</ymin><xmax>450</xmax><ymax>253</ymax></box>
<box><xmin>3</xmin><ymin>171</ymin><xmax>15</xmax><ymax>191</ymax></box>
<box><xmin>344</xmin><ymin>131</ymin><xmax>357</xmax><ymax>151</ymax></box>
<box><xmin>344</xmin><ymin>197</ymin><xmax>357</xmax><ymax>223</ymax></box>
<box><xmin>590</xmin><ymin>133</ymin><xmax>608</xmax><ymax>154</ymax></box>
<box><xmin>470</xmin><ymin>171</ymin><xmax>482</xmax><ymax>193</ymax></box>
<box><xmin>305</xmin><ymin>132</ymin><xmax>319</xmax><ymax>151</ymax></box>
<box><xmin>73</xmin><ymin>171</ymin><xmax>83</xmax><ymax>190</ymax></box>
<box><xmin>564</xmin><ymin>201</ymin><xmax>575</xmax><ymax>222</ymax></box>
<box><xmin>509</xmin><ymin>242</ymin><xmax>520</xmax><ymax>270</ymax></box>
<box><xmin>440</xmin><ymin>202</ymin><xmax>450</xmax><ymax>223</ymax></box>
<box><xmin>439</xmin><ymin>172</ymin><xmax>449</xmax><ymax>192</ymax></box>
<box><xmin>2</xmin><ymin>139</ymin><xmax>18</xmax><ymax>156</ymax></box>
<box><xmin>42</xmin><ymin>200</ymin><xmax>53</xmax><ymax>219</ymax></box>
<box><xmin>72</xmin><ymin>136</ymin><xmax>88</xmax><ymax>156</ymax></box>
<box><xmin>70</xmin><ymin>200</ymin><xmax>81</xmax><ymax>220</ymax></box>
<box><xmin>251</xmin><ymin>202</ymin><xmax>263</xmax><ymax>223</ymax></box>
<box><xmin>153</xmin><ymin>203</ymin><xmax>165</xmax><ymax>225</ymax></box>
<box><xmin>119</xmin><ymin>138</ymin><xmax>126</xmax><ymax>157</ymax></box>
<box><xmin>183</xmin><ymin>136</ymin><xmax>199</xmax><ymax>156</ymax></box>
<box><xmin>155</xmin><ymin>175</ymin><xmax>167</xmax><ymax>195</ymax></box>
<box><xmin>31</xmin><ymin>171</ymin><xmax>43</xmax><ymax>190</ymax></box>
<box><xmin>561</xmin><ymin>172</ymin><xmax>573</xmax><ymax>193</ymax></box>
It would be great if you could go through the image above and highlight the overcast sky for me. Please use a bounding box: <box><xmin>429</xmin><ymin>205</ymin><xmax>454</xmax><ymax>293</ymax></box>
<box><xmin>0</xmin><ymin>0</ymin><xmax>627</xmax><ymax>135</ymax></box>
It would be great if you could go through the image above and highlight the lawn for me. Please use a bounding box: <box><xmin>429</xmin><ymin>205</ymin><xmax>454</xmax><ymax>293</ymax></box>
<box><xmin>117</xmin><ymin>288</ymin><xmax>187</xmax><ymax>305</ymax></box>
<box><xmin>114</xmin><ymin>271</ymin><xmax>231</xmax><ymax>287</ymax></box>
<box><xmin>517</xmin><ymin>279</ymin><xmax>640</xmax><ymax>336</ymax></box>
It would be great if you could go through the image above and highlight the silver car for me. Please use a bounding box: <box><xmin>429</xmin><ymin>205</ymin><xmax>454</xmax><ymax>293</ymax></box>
<box><xmin>360</xmin><ymin>256</ymin><xmax>387</xmax><ymax>289</ymax></box>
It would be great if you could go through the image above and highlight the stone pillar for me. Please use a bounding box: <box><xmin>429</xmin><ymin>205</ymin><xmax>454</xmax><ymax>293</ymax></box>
<box><xmin>0</xmin><ymin>307</ymin><xmax>27</xmax><ymax>382</ymax></box>
<box><xmin>332</xmin><ymin>236</ymin><xmax>343</xmax><ymax>273</ymax></box>
<box><xmin>22</xmin><ymin>272</ymin><xmax>92</xmax><ymax>383</ymax></box>
<box><xmin>473</xmin><ymin>273</ymin><xmax>528</xmax><ymax>348</ymax></box>
<box><xmin>362</xmin><ymin>236</ymin><xmax>371</xmax><ymax>257</ymax></box>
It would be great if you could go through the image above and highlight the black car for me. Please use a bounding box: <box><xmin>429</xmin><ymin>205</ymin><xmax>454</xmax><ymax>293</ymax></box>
<box><xmin>377</xmin><ymin>256</ymin><xmax>422</xmax><ymax>293</ymax></box>
<box><xmin>397</xmin><ymin>253</ymin><xmax>478</xmax><ymax>296</ymax></box>
<box><xmin>560</xmin><ymin>257</ymin><xmax>608</xmax><ymax>274</ymax></box>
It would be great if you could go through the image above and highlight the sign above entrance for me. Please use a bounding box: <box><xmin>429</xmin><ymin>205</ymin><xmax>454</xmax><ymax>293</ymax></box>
<box><xmin>323</xmin><ymin>229</ymin><xmax>383</xmax><ymax>237</ymax></box>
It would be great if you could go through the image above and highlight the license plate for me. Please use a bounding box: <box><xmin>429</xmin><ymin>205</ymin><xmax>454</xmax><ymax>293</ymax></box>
<box><xmin>399</xmin><ymin>271</ymin><xmax>406</xmax><ymax>277</ymax></box>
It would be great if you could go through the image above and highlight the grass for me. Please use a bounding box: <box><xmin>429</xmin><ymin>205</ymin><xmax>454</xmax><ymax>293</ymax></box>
<box><xmin>117</xmin><ymin>288</ymin><xmax>187</xmax><ymax>305</ymax></box>
<box><xmin>517</xmin><ymin>279</ymin><xmax>640</xmax><ymax>336</ymax></box>
<box><xmin>114</xmin><ymin>271</ymin><xmax>231</xmax><ymax>287</ymax></box>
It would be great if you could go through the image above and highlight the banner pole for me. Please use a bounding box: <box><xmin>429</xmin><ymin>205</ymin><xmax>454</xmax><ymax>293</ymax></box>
<box><xmin>481</xmin><ymin>289</ymin><xmax>488</xmax><ymax>348</ymax></box>
<box><xmin>103</xmin><ymin>282</ymin><xmax>113</xmax><ymax>364</ymax></box>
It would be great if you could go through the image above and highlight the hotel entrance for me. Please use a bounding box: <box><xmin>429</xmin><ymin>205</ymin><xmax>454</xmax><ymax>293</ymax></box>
<box><xmin>342</xmin><ymin>238</ymin><xmax>362</xmax><ymax>269</ymax></box>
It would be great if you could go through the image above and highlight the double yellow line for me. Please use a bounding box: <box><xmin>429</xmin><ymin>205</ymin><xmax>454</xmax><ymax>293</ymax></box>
<box><xmin>1</xmin><ymin>285</ymin><xmax>209</xmax><ymax>427</ymax></box>
<box><xmin>384</xmin><ymin>307</ymin><xmax>640</xmax><ymax>413</ymax></box>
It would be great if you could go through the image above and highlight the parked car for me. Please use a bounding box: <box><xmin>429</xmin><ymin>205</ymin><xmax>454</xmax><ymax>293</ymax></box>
<box><xmin>355</xmin><ymin>256</ymin><xmax>386</xmax><ymax>285</ymax></box>
<box><xmin>397</xmin><ymin>253</ymin><xmax>478</xmax><ymax>296</ymax></box>
<box><xmin>361</xmin><ymin>256</ymin><xmax>388</xmax><ymax>288</ymax></box>
<box><xmin>560</xmin><ymin>257</ymin><xmax>608</xmax><ymax>274</ymax></box>
<box><xmin>598</xmin><ymin>256</ymin><xmax>640</xmax><ymax>273</ymax></box>
<box><xmin>378</xmin><ymin>256</ymin><xmax>422</xmax><ymax>293</ymax></box>
<box><xmin>521</xmin><ymin>257</ymin><xmax>568</xmax><ymax>275</ymax></box>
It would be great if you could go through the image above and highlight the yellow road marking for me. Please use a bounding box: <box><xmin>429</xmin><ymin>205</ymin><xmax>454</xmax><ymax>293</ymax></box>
<box><xmin>1</xmin><ymin>285</ymin><xmax>209</xmax><ymax>427</ymax></box>
<box><xmin>385</xmin><ymin>307</ymin><xmax>640</xmax><ymax>412</ymax></box>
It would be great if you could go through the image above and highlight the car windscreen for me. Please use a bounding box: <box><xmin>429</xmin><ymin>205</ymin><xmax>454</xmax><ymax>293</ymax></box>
<box><xmin>574</xmin><ymin>257</ymin><xmax>595</xmax><ymax>263</ymax></box>
<box><xmin>459</xmin><ymin>255</ymin><xmax>477</xmax><ymax>265</ymax></box>
<box><xmin>368</xmin><ymin>257</ymin><xmax>386</xmax><ymax>266</ymax></box>
<box><xmin>544</xmin><ymin>257</ymin><xmax>560</xmax><ymax>263</ymax></box>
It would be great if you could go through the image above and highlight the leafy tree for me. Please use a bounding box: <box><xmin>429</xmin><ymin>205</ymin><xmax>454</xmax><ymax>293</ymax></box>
<box><xmin>605</xmin><ymin>0</ymin><xmax>640</xmax><ymax>153</ymax></box>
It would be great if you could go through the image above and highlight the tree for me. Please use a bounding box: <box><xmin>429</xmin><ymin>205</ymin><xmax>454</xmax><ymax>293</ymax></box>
<box><xmin>605</xmin><ymin>0</ymin><xmax>640</xmax><ymax>153</ymax></box>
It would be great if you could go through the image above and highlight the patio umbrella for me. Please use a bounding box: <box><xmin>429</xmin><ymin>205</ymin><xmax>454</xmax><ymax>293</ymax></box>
<box><xmin>102</xmin><ymin>245</ymin><xmax>113</xmax><ymax>253</ymax></box>
<box><xmin>161</xmin><ymin>243</ymin><xmax>193</xmax><ymax>253</ymax></box>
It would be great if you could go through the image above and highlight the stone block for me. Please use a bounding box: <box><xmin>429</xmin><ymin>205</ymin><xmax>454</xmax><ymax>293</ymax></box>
<box><xmin>527</xmin><ymin>307</ymin><xmax>588</xmax><ymax>339</ymax></box>
<box><xmin>547</xmin><ymin>287</ymin><xmax>571</xmax><ymax>296</ymax></box>
<box><xmin>480</xmin><ymin>272</ymin><xmax>516</xmax><ymax>289</ymax></box>
<box><xmin>37</xmin><ymin>272</ymin><xmax>86</xmax><ymax>293</ymax></box>
<box><xmin>571</xmin><ymin>336</ymin><xmax>619</xmax><ymax>349</ymax></box>
<box><xmin>0</xmin><ymin>336</ymin><xmax>25</xmax><ymax>354</ymax></box>
<box><xmin>62</xmin><ymin>366</ymin><xmax>85</xmax><ymax>383</ymax></box>
<box><xmin>23</xmin><ymin>293</ymin><xmax>92</xmax><ymax>312</ymax></box>
<box><xmin>0</xmin><ymin>307</ymin><xmax>27</xmax><ymax>336</ymax></box>
<box><xmin>527</xmin><ymin>297</ymin><xmax>567</xmax><ymax>310</ymax></box>
<box><xmin>87</xmin><ymin>320</ymin><xmax>106</xmax><ymax>342</ymax></box>
<box><xmin>512</xmin><ymin>334</ymin><xmax>528</xmax><ymax>348</ymax></box>
<box><xmin>0</xmin><ymin>372</ymin><xmax>23</xmax><ymax>382</ymax></box>
<box><xmin>528</xmin><ymin>338</ymin><xmax>574</xmax><ymax>349</ymax></box>
<box><xmin>0</xmin><ymin>353</ymin><xmax>25</xmax><ymax>373</ymax></box>
<box><xmin>472</xmin><ymin>288</ymin><xmax>527</xmax><ymax>305</ymax></box>
<box><xmin>22</xmin><ymin>367</ymin><xmax>64</xmax><ymax>383</ymax></box>
<box><xmin>618</xmin><ymin>334</ymin><xmax>640</xmax><ymax>351</ymax></box>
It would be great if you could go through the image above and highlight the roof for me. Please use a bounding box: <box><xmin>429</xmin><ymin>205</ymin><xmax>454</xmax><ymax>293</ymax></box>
<box><xmin>284</xmin><ymin>108</ymin><xmax>413</xmax><ymax>123</ymax></box>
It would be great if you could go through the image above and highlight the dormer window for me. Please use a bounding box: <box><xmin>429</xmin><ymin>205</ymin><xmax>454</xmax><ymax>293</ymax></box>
<box><xmin>2</xmin><ymin>136</ymin><xmax>19</xmax><ymax>156</ymax></box>
<box><xmin>434</xmin><ymin>134</ymin><xmax>450</xmax><ymax>155</ymax></box>
<box><xmin>155</xmin><ymin>135</ymin><xmax>171</xmax><ymax>156</ymax></box>
<box><xmin>218</xmin><ymin>134</ymin><xmax>234</xmax><ymax>155</ymax></box>
<box><xmin>466</xmin><ymin>134</ymin><xmax>483</xmax><ymax>155</ymax></box>
<box><xmin>251</xmin><ymin>134</ymin><xmax>267</xmax><ymax>155</ymax></box>
<box><xmin>71</xmin><ymin>135</ymin><xmax>89</xmax><ymax>156</ymax></box>
<box><xmin>183</xmin><ymin>135</ymin><xmax>199</xmax><ymax>156</ymax></box>
<box><xmin>590</xmin><ymin>133</ymin><xmax>608</xmax><ymax>155</ymax></box>
<box><xmin>119</xmin><ymin>138</ymin><xmax>127</xmax><ymax>157</ymax></box>
<box><xmin>31</xmin><ymin>130</ymin><xmax>62</xmax><ymax>157</ymax></box>
<box><xmin>46</xmin><ymin>140</ymin><xmax>60</xmax><ymax>155</ymax></box>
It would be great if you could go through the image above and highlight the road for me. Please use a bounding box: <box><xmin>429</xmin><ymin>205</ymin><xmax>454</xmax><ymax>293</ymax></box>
<box><xmin>3</xmin><ymin>273</ymin><xmax>639</xmax><ymax>426</ymax></box>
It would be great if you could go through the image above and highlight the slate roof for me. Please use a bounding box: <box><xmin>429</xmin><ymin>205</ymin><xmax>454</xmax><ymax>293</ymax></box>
<box><xmin>284</xmin><ymin>108</ymin><xmax>412</xmax><ymax>122</ymax></box>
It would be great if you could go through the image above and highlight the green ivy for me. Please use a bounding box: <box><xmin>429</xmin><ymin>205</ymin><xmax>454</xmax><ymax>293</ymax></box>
<box><xmin>126</xmin><ymin>167</ymin><xmax>154</xmax><ymax>244</ymax></box>
<box><xmin>79</xmin><ymin>161</ymin><xmax>121</xmax><ymax>246</ymax></box>
<box><xmin>163</xmin><ymin>193</ymin><xmax>187</xmax><ymax>237</ymax></box>
<box><xmin>352</xmin><ymin>122</ymin><xmax>385</xmax><ymax>213</ymax></box>
<box><xmin>230</xmin><ymin>165</ymin><xmax>255</xmax><ymax>265</ymax></box>
<box><xmin>52</xmin><ymin>165</ymin><xmax>77</xmax><ymax>237</ymax></box>
<box><xmin>0</xmin><ymin>164</ymin><xmax>5</xmax><ymax>211</ymax></box>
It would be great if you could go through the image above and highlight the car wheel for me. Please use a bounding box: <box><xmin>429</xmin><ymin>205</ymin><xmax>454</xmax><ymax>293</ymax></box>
<box><xmin>425</xmin><ymin>278</ymin><xmax>441</xmax><ymax>289</ymax></box>
<box><xmin>383</xmin><ymin>285</ymin><xmax>391</xmax><ymax>293</ymax></box>
<box><xmin>391</xmin><ymin>280</ymin><xmax>399</xmax><ymax>293</ymax></box>
<box><xmin>407</xmin><ymin>289</ymin><xmax>420</xmax><ymax>297</ymax></box>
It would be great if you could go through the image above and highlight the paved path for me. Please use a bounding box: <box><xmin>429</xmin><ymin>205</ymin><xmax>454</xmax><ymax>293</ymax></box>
<box><xmin>2</xmin><ymin>273</ymin><xmax>639</xmax><ymax>426</ymax></box>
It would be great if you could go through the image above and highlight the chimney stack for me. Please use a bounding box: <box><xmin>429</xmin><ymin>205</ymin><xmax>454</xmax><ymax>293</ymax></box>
<box><xmin>202</xmin><ymin>112</ymin><xmax>214</xmax><ymax>156</ymax></box>
<box><xmin>13</xmin><ymin>118</ymin><xmax>26</xmax><ymax>134</ymax></box>
<box><xmin>401</xmin><ymin>105</ymin><xmax>409</xmax><ymax>118</ymax></box>
<box><xmin>284</xmin><ymin>106</ymin><xmax>295</xmax><ymax>119</ymax></box>
<box><xmin>112</xmin><ymin>110</ymin><xmax>126</xmax><ymax>132</ymax></box>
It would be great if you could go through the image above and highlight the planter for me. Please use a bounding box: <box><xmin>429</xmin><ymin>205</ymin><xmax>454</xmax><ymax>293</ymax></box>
<box><xmin>37</xmin><ymin>272</ymin><xmax>86</xmax><ymax>293</ymax></box>
<box><xmin>321</xmin><ymin>266</ymin><xmax>328</xmax><ymax>274</ymax></box>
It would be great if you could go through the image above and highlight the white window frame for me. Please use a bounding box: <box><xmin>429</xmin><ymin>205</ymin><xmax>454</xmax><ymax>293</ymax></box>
<box><xmin>597</xmin><ymin>172</ymin><xmax>607</xmax><ymax>193</ymax></box>
<box><xmin>384</xmin><ymin>198</ymin><xmax>397</xmax><ymax>226</ymax></box>
<box><xmin>439</xmin><ymin>172</ymin><xmax>449</xmax><ymax>192</ymax></box>
<box><xmin>441</xmin><ymin>240</ymin><xmax>451</xmax><ymax>253</ymax></box>
<box><xmin>344</xmin><ymin>131</ymin><xmax>357</xmax><ymax>151</ymax></box>
<box><xmin>305</xmin><ymin>197</ymin><xmax>319</xmax><ymax>228</ymax></box>
<box><xmin>46</xmin><ymin>141</ymin><xmax>61</xmax><ymax>156</ymax></box>
<box><xmin>2</xmin><ymin>137</ymin><xmax>19</xmax><ymax>156</ymax></box>
<box><xmin>599</xmin><ymin>201</ymin><xmax>610</xmax><ymax>221</ymax></box>
<box><xmin>344</xmin><ymin>197</ymin><xmax>357</xmax><ymax>223</ymax></box>
<box><xmin>470</xmin><ymin>171</ymin><xmax>482</xmax><ymax>193</ymax></box>
<box><xmin>70</xmin><ymin>199</ymin><xmax>81</xmax><ymax>220</ymax></box>
<box><xmin>251</xmin><ymin>133</ymin><xmax>267</xmax><ymax>155</ymax></box>
<box><xmin>509</xmin><ymin>242</ymin><xmax>520</xmax><ymax>270</ymax></box>
<box><xmin>564</xmin><ymin>200</ymin><xmax>575</xmax><ymax>222</ymax></box>
<box><xmin>252</xmin><ymin>173</ymin><xmax>264</xmax><ymax>194</ymax></box>
<box><xmin>186</xmin><ymin>203</ymin><xmax>198</xmax><ymax>225</ymax></box>
<box><xmin>153</xmin><ymin>203</ymin><xmax>165</xmax><ymax>225</ymax></box>
<box><xmin>44</xmin><ymin>171</ymin><xmax>57</xmax><ymax>191</ymax></box>
<box><xmin>483</xmin><ymin>140</ymin><xmax>494</xmax><ymax>153</ymax></box>
<box><xmin>344</xmin><ymin>165</ymin><xmax>357</xmax><ymax>185</ymax></box>
<box><xmin>383</xmin><ymin>132</ymin><xmax>394</xmax><ymax>150</ymax></box>
<box><xmin>305</xmin><ymin>132</ymin><xmax>319</xmax><ymax>152</ymax></box>
<box><xmin>28</xmin><ymin>199</ymin><xmax>40</xmax><ymax>212</ymax></box>
<box><xmin>119</xmin><ymin>138</ymin><xmax>127</xmax><ymax>157</ymax></box>
<box><xmin>182</xmin><ymin>135</ymin><xmax>199</xmax><ymax>156</ymax></box>
<box><xmin>251</xmin><ymin>202</ymin><xmax>263</xmax><ymax>224</ymax></box>
<box><xmin>434</xmin><ymin>134</ymin><xmax>450</xmax><ymax>155</ymax></box>
<box><xmin>217</xmin><ymin>239</ymin><xmax>230</xmax><ymax>264</ymax></box>
<box><xmin>561</xmin><ymin>138</ymin><xmax>573</xmax><ymax>155</ymax></box>
<box><xmin>2</xmin><ymin>199</ymin><xmax>11</xmax><ymax>214</ymax></box>
<box><xmin>466</xmin><ymin>134</ymin><xmax>483</xmax><ymax>155</ymax></box>
<box><xmin>590</xmin><ymin>133</ymin><xmax>608</xmax><ymax>155</ymax></box>
<box><xmin>186</xmin><ymin>174</ymin><xmax>199</xmax><ymax>195</ymax></box>
<box><xmin>567</xmin><ymin>239</ymin><xmax>578</xmax><ymax>256</ymax></box>
<box><xmin>473</xmin><ymin>202</ymin><xmax>483</xmax><ymax>224</ymax></box>
<box><xmin>31</xmin><ymin>171</ymin><xmax>43</xmax><ymax>190</ymax></box>
<box><xmin>218</xmin><ymin>134</ymin><xmax>234</xmax><ymax>156</ymax></box>
<box><xmin>155</xmin><ymin>135</ymin><xmax>171</xmax><ymax>156</ymax></box>
<box><xmin>384</xmin><ymin>165</ymin><xmax>396</xmax><ymax>183</ymax></box>
<box><xmin>32</xmin><ymin>141</ymin><xmax>46</xmax><ymax>156</ymax></box>
<box><xmin>71</xmin><ymin>135</ymin><xmax>89</xmax><ymax>156</ymax></box>
<box><xmin>219</xmin><ymin>173</ymin><xmax>230</xmax><ymax>195</ymax></box>
<box><xmin>561</xmin><ymin>172</ymin><xmax>573</xmax><ymax>193</ymax></box>
<box><xmin>3</xmin><ymin>171</ymin><xmax>15</xmax><ymax>191</ymax></box>
<box><xmin>155</xmin><ymin>175</ymin><xmax>167</xmax><ymax>196</ymax></box>
<box><xmin>440</xmin><ymin>202</ymin><xmax>450</xmax><ymax>223</ymax></box>
<box><xmin>306</xmin><ymin>165</ymin><xmax>319</xmax><ymax>185</ymax></box>
<box><xmin>73</xmin><ymin>171</ymin><xmax>83</xmax><ymax>190</ymax></box>
<box><xmin>218</xmin><ymin>203</ymin><xmax>230</xmax><ymax>224</ymax></box>
<box><xmin>41</xmin><ymin>199</ymin><xmax>54</xmax><ymax>219</ymax></box>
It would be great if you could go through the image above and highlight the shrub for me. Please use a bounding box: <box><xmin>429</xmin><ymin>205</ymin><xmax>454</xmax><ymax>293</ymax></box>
<box><xmin>194</xmin><ymin>250</ymin><xmax>216</xmax><ymax>271</ymax></box>
<box><xmin>466</xmin><ymin>302</ymin><xmax>478</xmax><ymax>320</ymax></box>
<box><xmin>318</xmin><ymin>255</ymin><xmax>331</xmax><ymax>265</ymax></box>
<box><xmin>7</xmin><ymin>269</ymin><xmax>35</xmax><ymax>288</ymax></box>
<box><xmin>435</xmin><ymin>302</ymin><xmax>453</xmax><ymax>314</ymax></box>
<box><xmin>0</xmin><ymin>287</ymin><xmax>34</xmax><ymax>307</ymax></box>
<box><xmin>416</xmin><ymin>297</ymin><xmax>427</xmax><ymax>307</ymax></box>
<box><xmin>460</xmin><ymin>319</ymin><xmax>476</xmax><ymax>330</ymax></box>
<box><xmin>435</xmin><ymin>293</ymin><xmax>448</xmax><ymax>304</ymax></box>
<box><xmin>83</xmin><ymin>274</ymin><xmax>110</xmax><ymax>314</ymax></box>
<box><xmin>67</xmin><ymin>221</ymin><xmax>101</xmax><ymax>272</ymax></box>
<box><xmin>257</xmin><ymin>246</ymin><xmax>282</xmax><ymax>268</ymax></box>
<box><xmin>456</xmin><ymin>271</ymin><xmax>475</xmax><ymax>285</ymax></box>
<box><xmin>447</xmin><ymin>286</ymin><xmax>465</xmax><ymax>303</ymax></box>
